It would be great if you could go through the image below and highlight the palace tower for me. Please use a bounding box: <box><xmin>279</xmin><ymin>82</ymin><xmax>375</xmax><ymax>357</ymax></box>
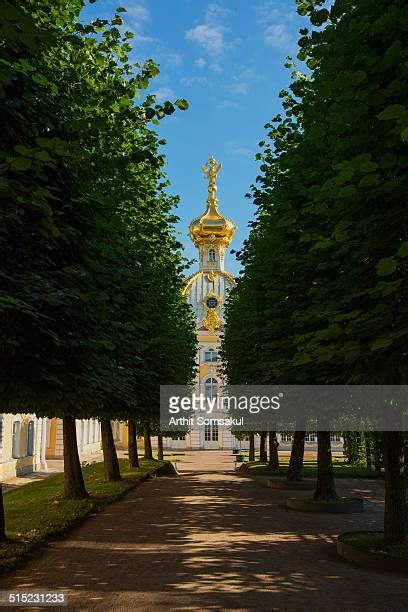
<box><xmin>183</xmin><ymin>157</ymin><xmax>236</xmax><ymax>449</ymax></box>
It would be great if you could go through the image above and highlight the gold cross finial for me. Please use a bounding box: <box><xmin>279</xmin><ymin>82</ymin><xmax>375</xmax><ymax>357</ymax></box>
<box><xmin>201</xmin><ymin>156</ymin><xmax>222</xmax><ymax>204</ymax></box>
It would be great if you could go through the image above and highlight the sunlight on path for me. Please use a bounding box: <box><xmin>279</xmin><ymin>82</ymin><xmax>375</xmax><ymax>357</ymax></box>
<box><xmin>0</xmin><ymin>454</ymin><xmax>407</xmax><ymax>610</ymax></box>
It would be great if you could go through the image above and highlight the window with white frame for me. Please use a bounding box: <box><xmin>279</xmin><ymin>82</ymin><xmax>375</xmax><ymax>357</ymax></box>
<box><xmin>305</xmin><ymin>432</ymin><xmax>317</xmax><ymax>442</ymax></box>
<box><xmin>27</xmin><ymin>420</ymin><xmax>35</xmax><ymax>456</ymax></box>
<box><xmin>204</xmin><ymin>377</ymin><xmax>218</xmax><ymax>399</ymax></box>
<box><xmin>330</xmin><ymin>434</ymin><xmax>342</xmax><ymax>442</ymax></box>
<box><xmin>204</xmin><ymin>423</ymin><xmax>218</xmax><ymax>442</ymax></box>
<box><xmin>12</xmin><ymin>420</ymin><xmax>21</xmax><ymax>458</ymax></box>
<box><xmin>280</xmin><ymin>433</ymin><xmax>293</xmax><ymax>442</ymax></box>
<box><xmin>208</xmin><ymin>249</ymin><xmax>216</xmax><ymax>262</ymax></box>
<box><xmin>204</xmin><ymin>348</ymin><xmax>218</xmax><ymax>362</ymax></box>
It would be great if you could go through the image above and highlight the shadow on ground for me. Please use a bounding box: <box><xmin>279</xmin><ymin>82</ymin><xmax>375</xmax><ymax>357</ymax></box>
<box><xmin>0</xmin><ymin>452</ymin><xmax>407</xmax><ymax>611</ymax></box>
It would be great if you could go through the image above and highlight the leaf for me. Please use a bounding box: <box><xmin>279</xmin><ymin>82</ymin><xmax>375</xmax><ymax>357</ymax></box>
<box><xmin>360</xmin><ymin>160</ymin><xmax>377</xmax><ymax>173</ymax></box>
<box><xmin>32</xmin><ymin>73</ymin><xmax>49</xmax><ymax>86</ymax></box>
<box><xmin>34</xmin><ymin>150</ymin><xmax>52</xmax><ymax>161</ymax></box>
<box><xmin>175</xmin><ymin>98</ymin><xmax>189</xmax><ymax>111</ymax></box>
<box><xmin>337</xmin><ymin>185</ymin><xmax>356</xmax><ymax>198</ymax></box>
<box><xmin>14</xmin><ymin>144</ymin><xmax>32</xmax><ymax>156</ymax></box>
<box><xmin>310</xmin><ymin>9</ymin><xmax>329</xmax><ymax>26</ymax></box>
<box><xmin>10</xmin><ymin>157</ymin><xmax>32</xmax><ymax>171</ymax></box>
<box><xmin>397</xmin><ymin>242</ymin><xmax>408</xmax><ymax>258</ymax></box>
<box><xmin>377</xmin><ymin>104</ymin><xmax>406</xmax><ymax>121</ymax></box>
<box><xmin>371</xmin><ymin>337</ymin><xmax>394</xmax><ymax>352</ymax></box>
<box><xmin>376</xmin><ymin>257</ymin><xmax>397</xmax><ymax>276</ymax></box>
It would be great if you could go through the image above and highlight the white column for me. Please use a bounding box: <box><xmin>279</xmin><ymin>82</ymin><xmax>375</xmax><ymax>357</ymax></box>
<box><xmin>40</xmin><ymin>417</ymin><xmax>48</xmax><ymax>470</ymax></box>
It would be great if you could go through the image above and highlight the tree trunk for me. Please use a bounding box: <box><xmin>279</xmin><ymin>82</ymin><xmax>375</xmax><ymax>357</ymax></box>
<box><xmin>158</xmin><ymin>434</ymin><xmax>164</xmax><ymax>461</ymax></box>
<box><xmin>314</xmin><ymin>431</ymin><xmax>337</xmax><ymax>501</ymax></box>
<box><xmin>144</xmin><ymin>421</ymin><xmax>153</xmax><ymax>459</ymax></box>
<box><xmin>0</xmin><ymin>484</ymin><xmax>6</xmax><ymax>542</ymax></box>
<box><xmin>128</xmin><ymin>420</ymin><xmax>139</xmax><ymax>468</ymax></box>
<box><xmin>383</xmin><ymin>431</ymin><xmax>407</xmax><ymax>543</ymax></box>
<box><xmin>268</xmin><ymin>431</ymin><xmax>280</xmax><ymax>471</ymax></box>
<box><xmin>100</xmin><ymin>419</ymin><xmax>121</xmax><ymax>482</ymax></box>
<box><xmin>287</xmin><ymin>431</ymin><xmax>305</xmax><ymax>481</ymax></box>
<box><xmin>259</xmin><ymin>431</ymin><xmax>267</xmax><ymax>463</ymax></box>
<box><xmin>63</xmin><ymin>415</ymin><xmax>88</xmax><ymax>499</ymax></box>
<box><xmin>248</xmin><ymin>434</ymin><xmax>255</xmax><ymax>462</ymax></box>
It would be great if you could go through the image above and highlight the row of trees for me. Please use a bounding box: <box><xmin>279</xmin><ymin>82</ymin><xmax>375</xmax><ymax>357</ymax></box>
<box><xmin>0</xmin><ymin>1</ymin><xmax>196</xmax><ymax>538</ymax></box>
<box><xmin>222</xmin><ymin>0</ymin><xmax>407</xmax><ymax>542</ymax></box>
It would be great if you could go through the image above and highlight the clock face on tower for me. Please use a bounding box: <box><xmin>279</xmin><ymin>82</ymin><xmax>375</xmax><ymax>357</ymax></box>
<box><xmin>206</xmin><ymin>297</ymin><xmax>218</xmax><ymax>309</ymax></box>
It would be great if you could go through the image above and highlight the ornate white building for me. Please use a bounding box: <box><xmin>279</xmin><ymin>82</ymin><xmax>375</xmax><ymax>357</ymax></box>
<box><xmin>166</xmin><ymin>157</ymin><xmax>237</xmax><ymax>450</ymax></box>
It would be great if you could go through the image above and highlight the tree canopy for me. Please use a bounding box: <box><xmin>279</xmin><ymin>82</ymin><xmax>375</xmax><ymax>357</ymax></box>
<box><xmin>0</xmin><ymin>0</ymin><xmax>196</xmax><ymax>428</ymax></box>
<box><xmin>222</xmin><ymin>0</ymin><xmax>407</xmax><ymax>387</ymax></box>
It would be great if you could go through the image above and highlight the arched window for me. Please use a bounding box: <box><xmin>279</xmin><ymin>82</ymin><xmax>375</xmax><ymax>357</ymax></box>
<box><xmin>12</xmin><ymin>420</ymin><xmax>21</xmax><ymax>458</ymax></box>
<box><xmin>208</xmin><ymin>249</ymin><xmax>216</xmax><ymax>262</ymax></box>
<box><xmin>27</xmin><ymin>420</ymin><xmax>35</xmax><ymax>456</ymax></box>
<box><xmin>204</xmin><ymin>348</ymin><xmax>218</xmax><ymax>362</ymax></box>
<box><xmin>204</xmin><ymin>377</ymin><xmax>218</xmax><ymax>399</ymax></box>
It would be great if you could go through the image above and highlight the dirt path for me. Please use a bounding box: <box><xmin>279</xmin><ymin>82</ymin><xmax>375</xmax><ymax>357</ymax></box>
<box><xmin>1</xmin><ymin>452</ymin><xmax>407</xmax><ymax>611</ymax></box>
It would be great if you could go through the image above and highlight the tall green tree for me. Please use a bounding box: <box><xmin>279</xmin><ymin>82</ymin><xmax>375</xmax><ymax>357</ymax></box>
<box><xmin>0</xmin><ymin>0</ymin><xmax>193</xmax><ymax>503</ymax></box>
<box><xmin>223</xmin><ymin>0</ymin><xmax>407</xmax><ymax>535</ymax></box>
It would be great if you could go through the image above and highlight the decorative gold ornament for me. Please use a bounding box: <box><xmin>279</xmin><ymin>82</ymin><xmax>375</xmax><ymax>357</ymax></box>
<box><xmin>207</xmin><ymin>270</ymin><xmax>216</xmax><ymax>283</ymax></box>
<box><xmin>202</xmin><ymin>290</ymin><xmax>222</xmax><ymax>309</ymax></box>
<box><xmin>202</xmin><ymin>156</ymin><xmax>222</xmax><ymax>196</ymax></box>
<box><xmin>182</xmin><ymin>270</ymin><xmax>236</xmax><ymax>296</ymax></box>
<box><xmin>203</xmin><ymin>308</ymin><xmax>221</xmax><ymax>333</ymax></box>
<box><xmin>189</xmin><ymin>156</ymin><xmax>236</xmax><ymax>249</ymax></box>
<box><xmin>202</xmin><ymin>290</ymin><xmax>222</xmax><ymax>333</ymax></box>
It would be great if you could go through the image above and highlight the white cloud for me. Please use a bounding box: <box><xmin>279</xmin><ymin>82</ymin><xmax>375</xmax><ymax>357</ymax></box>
<box><xmin>229</xmin><ymin>66</ymin><xmax>258</xmax><ymax>96</ymax></box>
<box><xmin>126</xmin><ymin>3</ymin><xmax>155</xmax><ymax>43</ymax></box>
<box><xmin>185</xmin><ymin>24</ymin><xmax>226</xmax><ymax>56</ymax></box>
<box><xmin>254</xmin><ymin>3</ymin><xmax>296</xmax><ymax>50</ymax></box>
<box><xmin>218</xmin><ymin>99</ymin><xmax>240</xmax><ymax>111</ymax></box>
<box><xmin>195</xmin><ymin>57</ymin><xmax>207</xmax><ymax>69</ymax></box>
<box><xmin>152</xmin><ymin>86</ymin><xmax>175</xmax><ymax>103</ymax></box>
<box><xmin>264</xmin><ymin>24</ymin><xmax>293</xmax><ymax>49</ymax></box>
<box><xmin>230</xmin><ymin>144</ymin><xmax>253</xmax><ymax>158</ymax></box>
<box><xmin>185</xmin><ymin>3</ymin><xmax>232</xmax><ymax>57</ymax></box>
<box><xmin>209</xmin><ymin>61</ymin><xmax>223</xmax><ymax>73</ymax></box>
<box><xmin>205</xmin><ymin>3</ymin><xmax>231</xmax><ymax>25</ymax></box>
<box><xmin>229</xmin><ymin>81</ymin><xmax>250</xmax><ymax>95</ymax></box>
<box><xmin>180</xmin><ymin>76</ymin><xmax>213</xmax><ymax>88</ymax></box>
<box><xmin>255</xmin><ymin>3</ymin><xmax>280</xmax><ymax>24</ymax></box>
<box><xmin>167</xmin><ymin>52</ymin><xmax>183</xmax><ymax>68</ymax></box>
<box><xmin>127</xmin><ymin>4</ymin><xmax>150</xmax><ymax>24</ymax></box>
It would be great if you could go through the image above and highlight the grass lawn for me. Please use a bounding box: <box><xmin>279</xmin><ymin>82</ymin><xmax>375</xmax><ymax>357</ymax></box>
<box><xmin>0</xmin><ymin>458</ymin><xmax>165</xmax><ymax>572</ymax></box>
<box><xmin>244</xmin><ymin>457</ymin><xmax>380</xmax><ymax>479</ymax></box>
<box><xmin>340</xmin><ymin>531</ymin><xmax>408</xmax><ymax>560</ymax></box>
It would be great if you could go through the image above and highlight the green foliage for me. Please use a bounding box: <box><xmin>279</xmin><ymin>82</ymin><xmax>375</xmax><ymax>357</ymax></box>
<box><xmin>222</xmin><ymin>0</ymin><xmax>407</xmax><ymax>388</ymax></box>
<box><xmin>343</xmin><ymin>433</ymin><xmax>366</xmax><ymax>465</ymax></box>
<box><xmin>0</xmin><ymin>0</ymin><xmax>196</xmax><ymax>421</ymax></box>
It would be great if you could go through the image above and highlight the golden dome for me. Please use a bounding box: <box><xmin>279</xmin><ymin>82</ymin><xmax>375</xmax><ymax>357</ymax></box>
<box><xmin>189</xmin><ymin>157</ymin><xmax>236</xmax><ymax>248</ymax></box>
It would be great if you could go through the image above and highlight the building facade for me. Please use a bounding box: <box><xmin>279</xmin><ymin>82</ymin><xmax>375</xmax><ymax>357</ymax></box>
<box><xmin>0</xmin><ymin>414</ymin><xmax>47</xmax><ymax>479</ymax></box>
<box><xmin>165</xmin><ymin>157</ymin><xmax>237</xmax><ymax>450</ymax></box>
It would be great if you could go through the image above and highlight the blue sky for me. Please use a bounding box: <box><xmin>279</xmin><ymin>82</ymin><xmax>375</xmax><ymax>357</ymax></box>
<box><xmin>81</xmin><ymin>1</ymin><xmax>305</xmax><ymax>274</ymax></box>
